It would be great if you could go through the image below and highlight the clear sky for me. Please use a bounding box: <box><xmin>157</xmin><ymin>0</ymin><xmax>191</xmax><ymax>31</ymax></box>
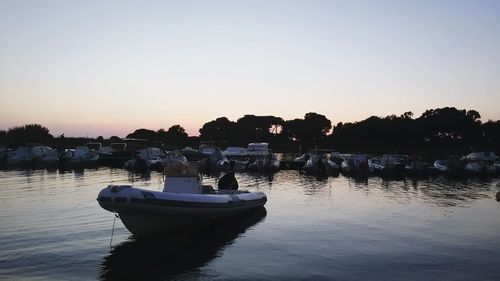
<box><xmin>1</xmin><ymin>0</ymin><xmax>499</xmax><ymax>137</ymax></box>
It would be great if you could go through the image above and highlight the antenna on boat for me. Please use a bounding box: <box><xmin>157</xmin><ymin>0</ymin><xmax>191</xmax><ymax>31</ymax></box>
<box><xmin>162</xmin><ymin>165</ymin><xmax>167</xmax><ymax>182</ymax></box>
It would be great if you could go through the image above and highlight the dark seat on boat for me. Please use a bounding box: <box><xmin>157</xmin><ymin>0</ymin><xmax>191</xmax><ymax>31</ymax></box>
<box><xmin>218</xmin><ymin>171</ymin><xmax>239</xmax><ymax>190</ymax></box>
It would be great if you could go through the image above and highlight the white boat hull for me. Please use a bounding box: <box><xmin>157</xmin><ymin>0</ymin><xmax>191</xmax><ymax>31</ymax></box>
<box><xmin>97</xmin><ymin>185</ymin><xmax>267</xmax><ymax>236</ymax></box>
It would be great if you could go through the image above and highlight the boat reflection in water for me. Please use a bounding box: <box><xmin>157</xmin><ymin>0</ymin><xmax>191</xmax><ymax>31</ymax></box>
<box><xmin>99</xmin><ymin>207</ymin><xmax>266</xmax><ymax>281</ymax></box>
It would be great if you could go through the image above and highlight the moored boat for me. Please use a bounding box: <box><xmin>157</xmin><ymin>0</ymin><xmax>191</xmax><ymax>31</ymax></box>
<box><xmin>223</xmin><ymin>147</ymin><xmax>250</xmax><ymax>171</ymax></box>
<box><xmin>199</xmin><ymin>146</ymin><xmax>229</xmax><ymax>172</ymax></box>
<box><xmin>462</xmin><ymin>152</ymin><xmax>497</xmax><ymax>175</ymax></box>
<box><xmin>464</xmin><ymin>162</ymin><xmax>496</xmax><ymax>175</ymax></box>
<box><xmin>62</xmin><ymin>146</ymin><xmax>99</xmax><ymax>167</ymax></box>
<box><xmin>161</xmin><ymin>151</ymin><xmax>188</xmax><ymax>166</ymax></box>
<box><xmin>246</xmin><ymin>143</ymin><xmax>280</xmax><ymax>173</ymax></box>
<box><xmin>247</xmin><ymin>151</ymin><xmax>280</xmax><ymax>173</ymax></box>
<box><xmin>4</xmin><ymin>145</ymin><xmax>58</xmax><ymax>167</ymax></box>
<box><xmin>404</xmin><ymin>155</ymin><xmax>429</xmax><ymax>175</ymax></box>
<box><xmin>368</xmin><ymin>154</ymin><xmax>405</xmax><ymax>175</ymax></box>
<box><xmin>432</xmin><ymin>158</ymin><xmax>463</xmax><ymax>175</ymax></box>
<box><xmin>341</xmin><ymin>154</ymin><xmax>369</xmax><ymax>175</ymax></box>
<box><xmin>97</xmin><ymin>162</ymin><xmax>267</xmax><ymax>236</ymax></box>
<box><xmin>4</xmin><ymin>146</ymin><xmax>31</xmax><ymax>166</ymax></box>
<box><xmin>124</xmin><ymin>147</ymin><xmax>164</xmax><ymax>171</ymax></box>
<box><xmin>302</xmin><ymin>151</ymin><xmax>339</xmax><ymax>175</ymax></box>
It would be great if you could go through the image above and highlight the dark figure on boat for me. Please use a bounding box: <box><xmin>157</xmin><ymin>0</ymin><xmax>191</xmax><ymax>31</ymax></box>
<box><xmin>218</xmin><ymin>171</ymin><xmax>239</xmax><ymax>190</ymax></box>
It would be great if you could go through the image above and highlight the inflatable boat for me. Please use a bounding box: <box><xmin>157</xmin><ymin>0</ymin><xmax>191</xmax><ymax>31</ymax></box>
<box><xmin>97</xmin><ymin>162</ymin><xmax>267</xmax><ymax>236</ymax></box>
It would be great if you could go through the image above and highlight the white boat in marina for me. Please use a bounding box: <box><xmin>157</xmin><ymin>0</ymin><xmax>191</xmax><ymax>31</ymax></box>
<box><xmin>5</xmin><ymin>145</ymin><xmax>58</xmax><ymax>167</ymax></box>
<box><xmin>99</xmin><ymin>141</ymin><xmax>139</xmax><ymax>166</ymax></box>
<box><xmin>223</xmin><ymin>147</ymin><xmax>250</xmax><ymax>171</ymax></box>
<box><xmin>247</xmin><ymin>151</ymin><xmax>280</xmax><ymax>172</ymax></box>
<box><xmin>4</xmin><ymin>146</ymin><xmax>32</xmax><ymax>166</ymax></box>
<box><xmin>200</xmin><ymin>146</ymin><xmax>229</xmax><ymax>171</ymax></box>
<box><xmin>247</xmin><ymin>143</ymin><xmax>271</xmax><ymax>156</ymax></box>
<box><xmin>462</xmin><ymin>152</ymin><xmax>498</xmax><ymax>162</ymax></box>
<box><xmin>465</xmin><ymin>162</ymin><xmax>496</xmax><ymax>175</ymax></box>
<box><xmin>462</xmin><ymin>152</ymin><xmax>497</xmax><ymax>175</ymax></box>
<box><xmin>302</xmin><ymin>150</ymin><xmax>339</xmax><ymax>175</ymax></box>
<box><xmin>330</xmin><ymin>151</ymin><xmax>345</xmax><ymax>167</ymax></box>
<box><xmin>31</xmin><ymin>145</ymin><xmax>59</xmax><ymax>166</ymax></box>
<box><xmin>63</xmin><ymin>146</ymin><xmax>99</xmax><ymax>166</ymax></box>
<box><xmin>124</xmin><ymin>147</ymin><xmax>165</xmax><ymax>171</ymax></box>
<box><xmin>368</xmin><ymin>154</ymin><xmax>405</xmax><ymax>175</ymax></box>
<box><xmin>432</xmin><ymin>158</ymin><xmax>462</xmax><ymax>174</ymax></box>
<box><xmin>223</xmin><ymin>147</ymin><xmax>248</xmax><ymax>158</ymax></box>
<box><xmin>404</xmin><ymin>158</ymin><xmax>428</xmax><ymax>174</ymax></box>
<box><xmin>246</xmin><ymin>143</ymin><xmax>280</xmax><ymax>172</ymax></box>
<box><xmin>162</xmin><ymin>151</ymin><xmax>188</xmax><ymax>165</ymax></box>
<box><xmin>180</xmin><ymin>147</ymin><xmax>206</xmax><ymax>162</ymax></box>
<box><xmin>341</xmin><ymin>154</ymin><xmax>369</xmax><ymax>175</ymax></box>
<box><xmin>97</xmin><ymin>162</ymin><xmax>267</xmax><ymax>237</ymax></box>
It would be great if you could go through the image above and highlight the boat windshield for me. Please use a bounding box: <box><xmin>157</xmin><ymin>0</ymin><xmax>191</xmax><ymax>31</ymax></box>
<box><xmin>164</xmin><ymin>162</ymin><xmax>198</xmax><ymax>177</ymax></box>
<box><xmin>110</xmin><ymin>143</ymin><xmax>127</xmax><ymax>150</ymax></box>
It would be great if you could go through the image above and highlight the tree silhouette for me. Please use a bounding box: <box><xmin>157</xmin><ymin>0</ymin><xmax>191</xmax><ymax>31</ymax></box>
<box><xmin>235</xmin><ymin>115</ymin><xmax>284</xmax><ymax>142</ymax></box>
<box><xmin>481</xmin><ymin>120</ymin><xmax>500</xmax><ymax>150</ymax></box>
<box><xmin>304</xmin><ymin>112</ymin><xmax>332</xmax><ymax>140</ymax></box>
<box><xmin>109</xmin><ymin>136</ymin><xmax>121</xmax><ymax>142</ymax></box>
<box><xmin>199</xmin><ymin>117</ymin><xmax>236</xmax><ymax>141</ymax></box>
<box><xmin>163</xmin><ymin>125</ymin><xmax>188</xmax><ymax>144</ymax></box>
<box><xmin>6</xmin><ymin>124</ymin><xmax>53</xmax><ymax>146</ymax></box>
<box><xmin>282</xmin><ymin>118</ymin><xmax>308</xmax><ymax>142</ymax></box>
<box><xmin>126</xmin><ymin>128</ymin><xmax>158</xmax><ymax>140</ymax></box>
<box><xmin>417</xmin><ymin>107</ymin><xmax>481</xmax><ymax>142</ymax></box>
<box><xmin>0</xmin><ymin>130</ymin><xmax>6</xmax><ymax>145</ymax></box>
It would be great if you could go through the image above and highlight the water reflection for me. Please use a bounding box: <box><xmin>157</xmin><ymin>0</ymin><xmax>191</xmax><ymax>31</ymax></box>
<box><xmin>415</xmin><ymin>177</ymin><xmax>492</xmax><ymax>207</ymax></box>
<box><xmin>127</xmin><ymin>171</ymin><xmax>152</xmax><ymax>182</ymax></box>
<box><xmin>348</xmin><ymin>175</ymin><xmax>369</xmax><ymax>185</ymax></box>
<box><xmin>364</xmin><ymin>176</ymin><xmax>496</xmax><ymax>207</ymax></box>
<box><xmin>99</xmin><ymin>208</ymin><xmax>267</xmax><ymax>281</ymax></box>
<box><xmin>74</xmin><ymin>168</ymin><xmax>85</xmax><ymax>178</ymax></box>
<box><xmin>268</xmin><ymin>171</ymin><xmax>498</xmax><ymax>208</ymax></box>
<box><xmin>243</xmin><ymin>171</ymin><xmax>276</xmax><ymax>182</ymax></box>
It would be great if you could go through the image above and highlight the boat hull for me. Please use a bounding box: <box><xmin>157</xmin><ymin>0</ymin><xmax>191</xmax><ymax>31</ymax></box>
<box><xmin>97</xmin><ymin>185</ymin><xmax>267</xmax><ymax>237</ymax></box>
<box><xmin>118</xmin><ymin>203</ymin><xmax>265</xmax><ymax>236</ymax></box>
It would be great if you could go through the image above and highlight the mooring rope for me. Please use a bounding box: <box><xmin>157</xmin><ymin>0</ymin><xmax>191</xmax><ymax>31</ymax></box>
<box><xmin>109</xmin><ymin>214</ymin><xmax>119</xmax><ymax>249</ymax></box>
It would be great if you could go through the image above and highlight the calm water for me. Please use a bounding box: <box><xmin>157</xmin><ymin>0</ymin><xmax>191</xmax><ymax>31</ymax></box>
<box><xmin>0</xmin><ymin>168</ymin><xmax>499</xmax><ymax>281</ymax></box>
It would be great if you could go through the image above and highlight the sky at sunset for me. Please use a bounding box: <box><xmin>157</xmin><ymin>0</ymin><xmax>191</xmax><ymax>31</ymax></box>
<box><xmin>1</xmin><ymin>0</ymin><xmax>499</xmax><ymax>137</ymax></box>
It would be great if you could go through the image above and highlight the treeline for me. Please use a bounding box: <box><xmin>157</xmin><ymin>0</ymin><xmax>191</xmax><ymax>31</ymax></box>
<box><xmin>197</xmin><ymin>108</ymin><xmax>500</xmax><ymax>156</ymax></box>
<box><xmin>332</xmin><ymin>108</ymin><xmax>499</xmax><ymax>157</ymax></box>
<box><xmin>1</xmin><ymin>107</ymin><xmax>500</xmax><ymax>156</ymax></box>
<box><xmin>0</xmin><ymin>124</ymin><xmax>200</xmax><ymax>151</ymax></box>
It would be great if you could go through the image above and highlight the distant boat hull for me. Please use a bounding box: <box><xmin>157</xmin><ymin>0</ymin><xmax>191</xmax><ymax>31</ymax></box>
<box><xmin>303</xmin><ymin>159</ymin><xmax>339</xmax><ymax>175</ymax></box>
<box><xmin>247</xmin><ymin>159</ymin><xmax>280</xmax><ymax>173</ymax></box>
<box><xmin>465</xmin><ymin>162</ymin><xmax>496</xmax><ymax>175</ymax></box>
